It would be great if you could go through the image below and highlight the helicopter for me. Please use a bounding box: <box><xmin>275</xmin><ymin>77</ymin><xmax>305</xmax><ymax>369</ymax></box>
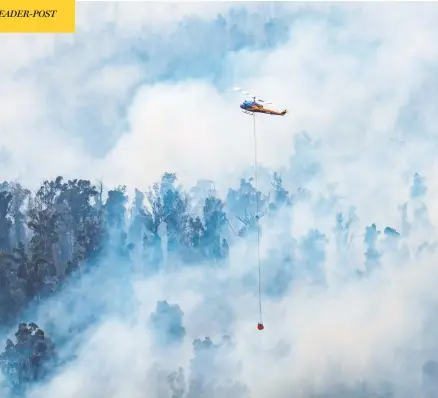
<box><xmin>234</xmin><ymin>87</ymin><xmax>287</xmax><ymax>116</ymax></box>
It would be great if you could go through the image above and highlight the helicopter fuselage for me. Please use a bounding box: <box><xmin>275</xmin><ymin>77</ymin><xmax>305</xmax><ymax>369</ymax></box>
<box><xmin>240</xmin><ymin>101</ymin><xmax>286</xmax><ymax>116</ymax></box>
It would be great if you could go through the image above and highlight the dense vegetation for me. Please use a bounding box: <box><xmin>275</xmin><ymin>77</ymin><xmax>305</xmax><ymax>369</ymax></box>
<box><xmin>0</xmin><ymin>170</ymin><xmax>286</xmax><ymax>395</ymax></box>
<box><xmin>0</xmin><ymin>322</ymin><xmax>55</xmax><ymax>393</ymax></box>
<box><xmin>0</xmin><ymin>143</ymin><xmax>434</xmax><ymax>396</ymax></box>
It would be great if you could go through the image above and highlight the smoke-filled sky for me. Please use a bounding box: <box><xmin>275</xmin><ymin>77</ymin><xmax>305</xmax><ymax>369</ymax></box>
<box><xmin>3</xmin><ymin>1</ymin><xmax>438</xmax><ymax>397</ymax></box>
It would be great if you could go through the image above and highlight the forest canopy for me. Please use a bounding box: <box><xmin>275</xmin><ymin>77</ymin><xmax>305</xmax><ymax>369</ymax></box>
<box><xmin>0</xmin><ymin>157</ymin><xmax>433</xmax><ymax>397</ymax></box>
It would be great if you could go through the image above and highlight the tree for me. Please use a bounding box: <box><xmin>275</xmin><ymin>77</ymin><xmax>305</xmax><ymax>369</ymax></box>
<box><xmin>201</xmin><ymin>196</ymin><xmax>228</xmax><ymax>261</ymax></box>
<box><xmin>269</xmin><ymin>172</ymin><xmax>290</xmax><ymax>212</ymax></box>
<box><xmin>149</xmin><ymin>300</ymin><xmax>186</xmax><ymax>346</ymax></box>
<box><xmin>26</xmin><ymin>177</ymin><xmax>66</xmax><ymax>277</ymax></box>
<box><xmin>226</xmin><ymin>178</ymin><xmax>269</xmax><ymax>238</ymax></box>
<box><xmin>0</xmin><ymin>322</ymin><xmax>56</xmax><ymax>391</ymax></box>
<box><xmin>364</xmin><ymin>223</ymin><xmax>381</xmax><ymax>274</ymax></box>
<box><xmin>8</xmin><ymin>182</ymin><xmax>31</xmax><ymax>250</ymax></box>
<box><xmin>0</xmin><ymin>188</ymin><xmax>12</xmax><ymax>253</ymax></box>
<box><xmin>58</xmin><ymin>178</ymin><xmax>102</xmax><ymax>267</ymax></box>
<box><xmin>142</xmin><ymin>173</ymin><xmax>191</xmax><ymax>268</ymax></box>
<box><xmin>187</xmin><ymin>337</ymin><xmax>248</xmax><ymax>398</ymax></box>
<box><xmin>0</xmin><ymin>248</ymin><xmax>25</xmax><ymax>323</ymax></box>
<box><xmin>105</xmin><ymin>185</ymin><xmax>127</xmax><ymax>230</ymax></box>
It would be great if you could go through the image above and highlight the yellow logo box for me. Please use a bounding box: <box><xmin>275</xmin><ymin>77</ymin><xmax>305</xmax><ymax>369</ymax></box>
<box><xmin>0</xmin><ymin>0</ymin><xmax>75</xmax><ymax>33</ymax></box>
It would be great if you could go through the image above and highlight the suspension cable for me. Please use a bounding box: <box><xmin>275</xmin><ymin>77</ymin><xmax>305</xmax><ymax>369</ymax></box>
<box><xmin>253</xmin><ymin>113</ymin><xmax>263</xmax><ymax>325</ymax></box>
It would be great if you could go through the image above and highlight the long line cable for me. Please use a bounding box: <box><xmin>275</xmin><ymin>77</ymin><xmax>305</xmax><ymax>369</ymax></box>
<box><xmin>253</xmin><ymin>113</ymin><xmax>263</xmax><ymax>325</ymax></box>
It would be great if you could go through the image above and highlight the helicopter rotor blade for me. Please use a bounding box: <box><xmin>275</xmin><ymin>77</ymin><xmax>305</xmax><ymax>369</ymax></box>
<box><xmin>233</xmin><ymin>87</ymin><xmax>254</xmax><ymax>98</ymax></box>
<box><xmin>234</xmin><ymin>87</ymin><xmax>249</xmax><ymax>95</ymax></box>
<box><xmin>233</xmin><ymin>87</ymin><xmax>284</xmax><ymax>108</ymax></box>
<box><xmin>233</xmin><ymin>87</ymin><xmax>279</xmax><ymax>106</ymax></box>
